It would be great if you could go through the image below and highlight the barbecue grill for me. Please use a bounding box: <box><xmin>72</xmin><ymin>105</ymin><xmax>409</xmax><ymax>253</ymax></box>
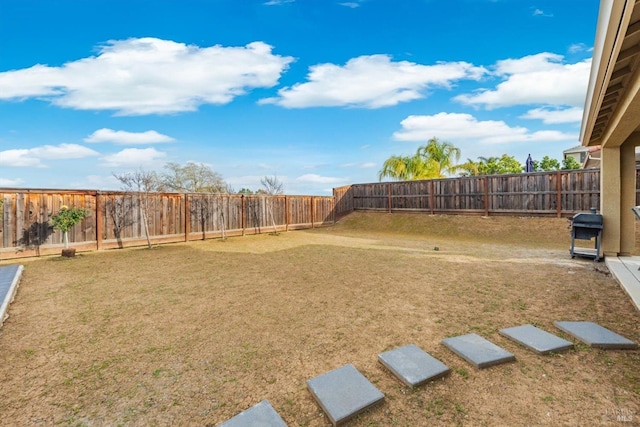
<box><xmin>569</xmin><ymin>209</ymin><xmax>603</xmax><ymax>261</ymax></box>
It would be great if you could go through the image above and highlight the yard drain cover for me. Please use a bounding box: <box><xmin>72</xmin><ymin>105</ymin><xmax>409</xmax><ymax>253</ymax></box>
<box><xmin>499</xmin><ymin>324</ymin><xmax>573</xmax><ymax>354</ymax></box>
<box><xmin>307</xmin><ymin>364</ymin><xmax>384</xmax><ymax>426</ymax></box>
<box><xmin>554</xmin><ymin>321</ymin><xmax>638</xmax><ymax>349</ymax></box>
<box><xmin>218</xmin><ymin>400</ymin><xmax>288</xmax><ymax>427</ymax></box>
<box><xmin>378</xmin><ymin>344</ymin><xmax>450</xmax><ymax>387</ymax></box>
<box><xmin>441</xmin><ymin>333</ymin><xmax>515</xmax><ymax>369</ymax></box>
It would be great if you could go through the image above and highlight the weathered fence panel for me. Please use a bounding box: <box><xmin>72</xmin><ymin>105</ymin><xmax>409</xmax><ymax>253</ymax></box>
<box><xmin>0</xmin><ymin>189</ymin><xmax>335</xmax><ymax>259</ymax></box>
<box><xmin>313</xmin><ymin>196</ymin><xmax>336</xmax><ymax>225</ymax></box>
<box><xmin>335</xmin><ymin>168</ymin><xmax>640</xmax><ymax>218</ymax></box>
<box><xmin>1</xmin><ymin>190</ymin><xmax>96</xmax><ymax>257</ymax></box>
<box><xmin>99</xmin><ymin>192</ymin><xmax>185</xmax><ymax>249</ymax></box>
<box><xmin>333</xmin><ymin>185</ymin><xmax>353</xmax><ymax>218</ymax></box>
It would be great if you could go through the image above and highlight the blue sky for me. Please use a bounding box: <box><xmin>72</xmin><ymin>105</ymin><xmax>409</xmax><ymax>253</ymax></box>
<box><xmin>0</xmin><ymin>0</ymin><xmax>599</xmax><ymax>195</ymax></box>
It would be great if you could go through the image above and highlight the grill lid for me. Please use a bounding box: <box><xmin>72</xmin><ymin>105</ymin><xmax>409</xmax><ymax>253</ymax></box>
<box><xmin>571</xmin><ymin>211</ymin><xmax>603</xmax><ymax>227</ymax></box>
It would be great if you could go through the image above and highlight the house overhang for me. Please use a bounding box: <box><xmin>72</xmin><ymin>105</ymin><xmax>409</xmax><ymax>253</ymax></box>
<box><xmin>580</xmin><ymin>0</ymin><xmax>640</xmax><ymax>149</ymax></box>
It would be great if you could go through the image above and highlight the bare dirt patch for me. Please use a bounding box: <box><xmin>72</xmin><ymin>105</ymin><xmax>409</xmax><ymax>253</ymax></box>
<box><xmin>0</xmin><ymin>212</ymin><xmax>638</xmax><ymax>426</ymax></box>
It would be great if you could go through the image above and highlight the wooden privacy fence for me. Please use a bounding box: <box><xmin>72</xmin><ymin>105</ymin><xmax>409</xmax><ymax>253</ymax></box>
<box><xmin>0</xmin><ymin>190</ymin><xmax>335</xmax><ymax>260</ymax></box>
<box><xmin>333</xmin><ymin>168</ymin><xmax>640</xmax><ymax>218</ymax></box>
<box><xmin>3</xmin><ymin>168</ymin><xmax>640</xmax><ymax>259</ymax></box>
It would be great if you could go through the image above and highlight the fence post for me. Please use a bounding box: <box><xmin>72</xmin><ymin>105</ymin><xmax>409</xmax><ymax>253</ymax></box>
<box><xmin>184</xmin><ymin>194</ymin><xmax>190</xmax><ymax>241</ymax></box>
<box><xmin>332</xmin><ymin>191</ymin><xmax>337</xmax><ymax>224</ymax></box>
<box><xmin>95</xmin><ymin>191</ymin><xmax>103</xmax><ymax>251</ymax></box>
<box><xmin>429</xmin><ymin>180</ymin><xmax>435</xmax><ymax>215</ymax></box>
<box><xmin>556</xmin><ymin>171</ymin><xmax>562</xmax><ymax>218</ymax></box>
<box><xmin>241</xmin><ymin>194</ymin><xmax>245</xmax><ymax>236</ymax></box>
<box><xmin>388</xmin><ymin>182</ymin><xmax>392</xmax><ymax>213</ymax></box>
<box><xmin>285</xmin><ymin>196</ymin><xmax>289</xmax><ymax>232</ymax></box>
<box><xmin>311</xmin><ymin>196</ymin><xmax>315</xmax><ymax>228</ymax></box>
<box><xmin>484</xmin><ymin>177</ymin><xmax>489</xmax><ymax>217</ymax></box>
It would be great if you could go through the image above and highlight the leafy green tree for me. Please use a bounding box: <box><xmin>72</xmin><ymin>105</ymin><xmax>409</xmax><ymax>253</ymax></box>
<box><xmin>238</xmin><ymin>188</ymin><xmax>254</xmax><ymax>195</ymax></box>
<box><xmin>162</xmin><ymin>162</ymin><xmax>227</xmax><ymax>193</ymax></box>
<box><xmin>562</xmin><ymin>156</ymin><xmax>582</xmax><ymax>170</ymax></box>
<box><xmin>458</xmin><ymin>155</ymin><xmax>523</xmax><ymax>176</ymax></box>
<box><xmin>378</xmin><ymin>137</ymin><xmax>460</xmax><ymax>181</ymax></box>
<box><xmin>50</xmin><ymin>206</ymin><xmax>90</xmax><ymax>250</ymax></box>
<box><xmin>534</xmin><ymin>155</ymin><xmax>561</xmax><ymax>172</ymax></box>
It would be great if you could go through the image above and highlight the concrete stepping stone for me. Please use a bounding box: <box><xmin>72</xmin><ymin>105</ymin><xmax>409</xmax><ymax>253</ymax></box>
<box><xmin>554</xmin><ymin>321</ymin><xmax>638</xmax><ymax>349</ymax></box>
<box><xmin>219</xmin><ymin>400</ymin><xmax>288</xmax><ymax>427</ymax></box>
<box><xmin>0</xmin><ymin>264</ymin><xmax>24</xmax><ymax>327</ymax></box>
<box><xmin>378</xmin><ymin>344</ymin><xmax>450</xmax><ymax>387</ymax></box>
<box><xmin>441</xmin><ymin>333</ymin><xmax>515</xmax><ymax>369</ymax></box>
<box><xmin>307</xmin><ymin>364</ymin><xmax>384</xmax><ymax>426</ymax></box>
<box><xmin>499</xmin><ymin>324</ymin><xmax>573</xmax><ymax>354</ymax></box>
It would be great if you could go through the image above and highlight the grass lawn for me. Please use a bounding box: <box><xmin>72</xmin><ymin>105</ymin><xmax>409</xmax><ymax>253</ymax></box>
<box><xmin>0</xmin><ymin>212</ymin><xmax>638</xmax><ymax>426</ymax></box>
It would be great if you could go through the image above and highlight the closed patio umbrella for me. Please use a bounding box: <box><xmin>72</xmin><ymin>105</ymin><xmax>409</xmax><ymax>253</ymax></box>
<box><xmin>525</xmin><ymin>154</ymin><xmax>534</xmax><ymax>173</ymax></box>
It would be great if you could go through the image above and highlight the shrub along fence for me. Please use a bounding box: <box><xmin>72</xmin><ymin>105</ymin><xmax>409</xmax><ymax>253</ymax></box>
<box><xmin>0</xmin><ymin>190</ymin><xmax>335</xmax><ymax>260</ymax></box>
<box><xmin>333</xmin><ymin>168</ymin><xmax>640</xmax><ymax>218</ymax></box>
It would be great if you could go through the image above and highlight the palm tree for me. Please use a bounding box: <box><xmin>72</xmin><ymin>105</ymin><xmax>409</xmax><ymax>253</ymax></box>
<box><xmin>416</xmin><ymin>137</ymin><xmax>461</xmax><ymax>178</ymax></box>
<box><xmin>378</xmin><ymin>155</ymin><xmax>422</xmax><ymax>181</ymax></box>
<box><xmin>378</xmin><ymin>137</ymin><xmax>460</xmax><ymax>181</ymax></box>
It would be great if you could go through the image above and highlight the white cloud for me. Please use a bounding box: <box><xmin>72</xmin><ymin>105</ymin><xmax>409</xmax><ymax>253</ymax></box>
<box><xmin>0</xmin><ymin>149</ymin><xmax>43</xmax><ymax>167</ymax></box>
<box><xmin>339</xmin><ymin>2</ymin><xmax>360</xmax><ymax>8</ymax></box>
<box><xmin>568</xmin><ymin>43</ymin><xmax>589</xmax><ymax>54</ymax></box>
<box><xmin>454</xmin><ymin>53</ymin><xmax>590</xmax><ymax>109</ymax></box>
<box><xmin>533</xmin><ymin>9</ymin><xmax>552</xmax><ymax>17</ymax></box>
<box><xmin>100</xmin><ymin>148</ymin><xmax>167</xmax><ymax>167</ymax></box>
<box><xmin>0</xmin><ymin>38</ymin><xmax>293</xmax><ymax>115</ymax></box>
<box><xmin>85</xmin><ymin>128</ymin><xmax>175</xmax><ymax>144</ymax></box>
<box><xmin>264</xmin><ymin>0</ymin><xmax>294</xmax><ymax>5</ymax></box>
<box><xmin>393</xmin><ymin>112</ymin><xmax>577</xmax><ymax>145</ymax></box>
<box><xmin>519</xmin><ymin>106</ymin><xmax>583</xmax><ymax>124</ymax></box>
<box><xmin>0</xmin><ymin>143</ymin><xmax>98</xmax><ymax>167</ymax></box>
<box><xmin>0</xmin><ymin>178</ymin><xmax>24</xmax><ymax>186</ymax></box>
<box><xmin>339</xmin><ymin>162</ymin><xmax>376</xmax><ymax>168</ymax></box>
<box><xmin>296</xmin><ymin>174</ymin><xmax>345</xmax><ymax>184</ymax></box>
<box><xmin>260</xmin><ymin>55</ymin><xmax>487</xmax><ymax>108</ymax></box>
<box><xmin>30</xmin><ymin>143</ymin><xmax>99</xmax><ymax>159</ymax></box>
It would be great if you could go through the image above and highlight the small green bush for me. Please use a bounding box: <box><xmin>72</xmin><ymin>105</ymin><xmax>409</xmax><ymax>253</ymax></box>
<box><xmin>50</xmin><ymin>205</ymin><xmax>90</xmax><ymax>248</ymax></box>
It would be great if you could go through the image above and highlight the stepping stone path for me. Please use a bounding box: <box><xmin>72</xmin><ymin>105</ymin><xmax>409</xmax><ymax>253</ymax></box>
<box><xmin>378</xmin><ymin>344</ymin><xmax>450</xmax><ymax>387</ymax></box>
<box><xmin>442</xmin><ymin>333</ymin><xmax>515</xmax><ymax>369</ymax></box>
<box><xmin>554</xmin><ymin>321</ymin><xmax>638</xmax><ymax>349</ymax></box>
<box><xmin>218</xmin><ymin>400</ymin><xmax>288</xmax><ymax>427</ymax></box>
<box><xmin>306</xmin><ymin>364</ymin><xmax>384</xmax><ymax>426</ymax></box>
<box><xmin>499</xmin><ymin>324</ymin><xmax>573</xmax><ymax>354</ymax></box>
<box><xmin>0</xmin><ymin>264</ymin><xmax>24</xmax><ymax>327</ymax></box>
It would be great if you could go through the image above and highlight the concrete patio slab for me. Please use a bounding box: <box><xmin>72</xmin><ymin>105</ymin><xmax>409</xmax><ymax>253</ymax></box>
<box><xmin>378</xmin><ymin>344</ymin><xmax>450</xmax><ymax>387</ymax></box>
<box><xmin>0</xmin><ymin>264</ymin><xmax>24</xmax><ymax>328</ymax></box>
<box><xmin>307</xmin><ymin>364</ymin><xmax>384</xmax><ymax>426</ymax></box>
<box><xmin>554</xmin><ymin>321</ymin><xmax>637</xmax><ymax>349</ymax></box>
<box><xmin>499</xmin><ymin>324</ymin><xmax>573</xmax><ymax>354</ymax></box>
<box><xmin>606</xmin><ymin>256</ymin><xmax>640</xmax><ymax>312</ymax></box>
<box><xmin>441</xmin><ymin>333</ymin><xmax>515</xmax><ymax>369</ymax></box>
<box><xmin>219</xmin><ymin>400</ymin><xmax>288</xmax><ymax>427</ymax></box>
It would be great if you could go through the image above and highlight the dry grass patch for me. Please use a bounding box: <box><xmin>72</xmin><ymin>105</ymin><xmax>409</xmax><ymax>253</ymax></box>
<box><xmin>0</xmin><ymin>212</ymin><xmax>638</xmax><ymax>426</ymax></box>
